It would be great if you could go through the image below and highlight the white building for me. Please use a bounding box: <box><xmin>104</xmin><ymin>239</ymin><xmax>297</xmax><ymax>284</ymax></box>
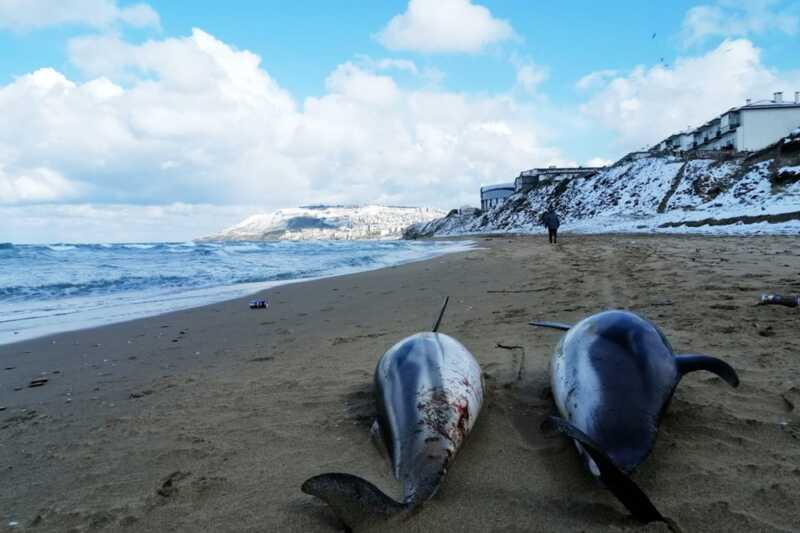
<box><xmin>480</xmin><ymin>183</ymin><xmax>515</xmax><ymax>210</ymax></box>
<box><xmin>653</xmin><ymin>92</ymin><xmax>800</xmax><ymax>153</ymax></box>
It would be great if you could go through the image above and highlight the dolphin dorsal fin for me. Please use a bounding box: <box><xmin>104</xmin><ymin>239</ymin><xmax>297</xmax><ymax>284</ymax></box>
<box><xmin>302</xmin><ymin>473</ymin><xmax>409</xmax><ymax>531</ymax></box>
<box><xmin>432</xmin><ymin>296</ymin><xmax>450</xmax><ymax>332</ymax></box>
<box><xmin>675</xmin><ymin>354</ymin><xmax>739</xmax><ymax>387</ymax></box>
<box><xmin>529</xmin><ymin>320</ymin><xmax>572</xmax><ymax>330</ymax></box>
<box><xmin>546</xmin><ymin>416</ymin><xmax>667</xmax><ymax>525</ymax></box>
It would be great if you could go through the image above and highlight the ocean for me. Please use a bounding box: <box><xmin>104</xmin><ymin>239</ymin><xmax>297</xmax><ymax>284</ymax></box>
<box><xmin>0</xmin><ymin>240</ymin><xmax>471</xmax><ymax>344</ymax></box>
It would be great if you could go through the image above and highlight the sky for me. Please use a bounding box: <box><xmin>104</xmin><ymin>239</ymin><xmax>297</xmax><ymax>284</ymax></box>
<box><xmin>0</xmin><ymin>0</ymin><xmax>799</xmax><ymax>243</ymax></box>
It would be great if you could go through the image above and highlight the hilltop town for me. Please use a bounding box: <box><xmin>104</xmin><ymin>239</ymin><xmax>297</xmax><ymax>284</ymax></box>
<box><xmin>206</xmin><ymin>205</ymin><xmax>445</xmax><ymax>241</ymax></box>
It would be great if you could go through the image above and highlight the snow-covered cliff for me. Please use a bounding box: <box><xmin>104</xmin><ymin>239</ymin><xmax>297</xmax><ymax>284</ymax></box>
<box><xmin>406</xmin><ymin>130</ymin><xmax>800</xmax><ymax>238</ymax></box>
<box><xmin>206</xmin><ymin>205</ymin><xmax>445</xmax><ymax>241</ymax></box>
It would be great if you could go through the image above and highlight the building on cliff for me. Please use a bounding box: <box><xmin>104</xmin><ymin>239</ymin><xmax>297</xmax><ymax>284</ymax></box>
<box><xmin>480</xmin><ymin>166</ymin><xmax>605</xmax><ymax>210</ymax></box>
<box><xmin>480</xmin><ymin>183</ymin><xmax>515</xmax><ymax>210</ymax></box>
<box><xmin>514</xmin><ymin>167</ymin><xmax>604</xmax><ymax>194</ymax></box>
<box><xmin>654</xmin><ymin>92</ymin><xmax>800</xmax><ymax>153</ymax></box>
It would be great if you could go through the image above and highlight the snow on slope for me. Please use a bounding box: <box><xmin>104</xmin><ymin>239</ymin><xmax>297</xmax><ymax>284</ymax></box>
<box><xmin>406</xmin><ymin>141</ymin><xmax>800</xmax><ymax>238</ymax></box>
<box><xmin>207</xmin><ymin>205</ymin><xmax>445</xmax><ymax>241</ymax></box>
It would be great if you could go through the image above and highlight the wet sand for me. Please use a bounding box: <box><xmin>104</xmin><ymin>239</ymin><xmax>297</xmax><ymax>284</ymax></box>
<box><xmin>1</xmin><ymin>234</ymin><xmax>799</xmax><ymax>532</ymax></box>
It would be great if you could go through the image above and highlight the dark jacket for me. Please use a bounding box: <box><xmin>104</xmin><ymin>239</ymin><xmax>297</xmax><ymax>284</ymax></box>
<box><xmin>542</xmin><ymin>210</ymin><xmax>560</xmax><ymax>229</ymax></box>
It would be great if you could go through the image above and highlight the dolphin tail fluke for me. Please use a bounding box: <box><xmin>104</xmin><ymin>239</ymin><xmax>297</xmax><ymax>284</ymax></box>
<box><xmin>546</xmin><ymin>416</ymin><xmax>666</xmax><ymax>525</ymax></box>
<box><xmin>528</xmin><ymin>320</ymin><xmax>572</xmax><ymax>330</ymax></box>
<box><xmin>432</xmin><ymin>296</ymin><xmax>450</xmax><ymax>332</ymax></box>
<box><xmin>675</xmin><ymin>354</ymin><xmax>739</xmax><ymax>387</ymax></box>
<box><xmin>301</xmin><ymin>473</ymin><xmax>408</xmax><ymax>531</ymax></box>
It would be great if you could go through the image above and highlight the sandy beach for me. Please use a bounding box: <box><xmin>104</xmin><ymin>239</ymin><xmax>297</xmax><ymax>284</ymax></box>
<box><xmin>1</xmin><ymin>234</ymin><xmax>799</xmax><ymax>532</ymax></box>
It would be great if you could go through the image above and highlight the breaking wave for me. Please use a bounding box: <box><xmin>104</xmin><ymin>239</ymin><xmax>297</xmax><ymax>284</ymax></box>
<box><xmin>0</xmin><ymin>239</ymin><xmax>472</xmax><ymax>343</ymax></box>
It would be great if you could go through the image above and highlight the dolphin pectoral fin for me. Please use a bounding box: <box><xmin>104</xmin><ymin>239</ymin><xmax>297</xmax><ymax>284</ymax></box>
<box><xmin>675</xmin><ymin>354</ymin><xmax>739</xmax><ymax>387</ymax></box>
<box><xmin>301</xmin><ymin>473</ymin><xmax>408</xmax><ymax>531</ymax></box>
<box><xmin>546</xmin><ymin>416</ymin><xmax>666</xmax><ymax>525</ymax></box>
<box><xmin>528</xmin><ymin>320</ymin><xmax>572</xmax><ymax>330</ymax></box>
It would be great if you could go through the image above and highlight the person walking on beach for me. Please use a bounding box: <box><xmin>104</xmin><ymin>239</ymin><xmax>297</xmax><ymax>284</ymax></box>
<box><xmin>541</xmin><ymin>207</ymin><xmax>560</xmax><ymax>244</ymax></box>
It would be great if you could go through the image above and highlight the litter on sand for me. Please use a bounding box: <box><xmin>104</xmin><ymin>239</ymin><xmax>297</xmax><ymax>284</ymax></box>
<box><xmin>249</xmin><ymin>300</ymin><xmax>270</xmax><ymax>309</ymax></box>
<box><xmin>758</xmin><ymin>293</ymin><xmax>799</xmax><ymax>308</ymax></box>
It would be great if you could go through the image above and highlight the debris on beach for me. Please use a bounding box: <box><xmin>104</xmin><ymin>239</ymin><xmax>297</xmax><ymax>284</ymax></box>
<box><xmin>757</xmin><ymin>325</ymin><xmax>776</xmax><ymax>337</ymax></box>
<box><xmin>758</xmin><ymin>293</ymin><xmax>799</xmax><ymax>308</ymax></box>
<box><xmin>28</xmin><ymin>377</ymin><xmax>48</xmax><ymax>388</ymax></box>
<box><xmin>496</xmin><ymin>342</ymin><xmax>527</xmax><ymax>382</ymax></box>
<box><xmin>157</xmin><ymin>471</ymin><xmax>191</xmax><ymax>498</ymax></box>
<box><xmin>249</xmin><ymin>299</ymin><xmax>269</xmax><ymax>309</ymax></box>
<box><xmin>783</xmin><ymin>386</ymin><xmax>799</xmax><ymax>412</ymax></box>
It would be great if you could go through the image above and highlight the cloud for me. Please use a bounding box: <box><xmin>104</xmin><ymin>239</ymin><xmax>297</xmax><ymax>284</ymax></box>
<box><xmin>512</xmin><ymin>59</ymin><xmax>548</xmax><ymax>94</ymax></box>
<box><xmin>681</xmin><ymin>0</ymin><xmax>798</xmax><ymax>47</ymax></box>
<box><xmin>576</xmin><ymin>69</ymin><xmax>618</xmax><ymax>91</ymax></box>
<box><xmin>578</xmin><ymin>39</ymin><xmax>800</xmax><ymax>150</ymax></box>
<box><xmin>355</xmin><ymin>55</ymin><xmax>419</xmax><ymax>75</ymax></box>
<box><xmin>0</xmin><ymin>203</ymin><xmax>252</xmax><ymax>243</ymax></box>
<box><xmin>351</xmin><ymin>56</ymin><xmax>445</xmax><ymax>87</ymax></box>
<box><xmin>376</xmin><ymin>0</ymin><xmax>515</xmax><ymax>53</ymax></box>
<box><xmin>0</xmin><ymin>0</ymin><xmax>160</xmax><ymax>31</ymax></box>
<box><xmin>324</xmin><ymin>61</ymin><xmax>402</xmax><ymax>105</ymax></box>
<box><xmin>0</xmin><ymin>28</ymin><xmax>571</xmax><ymax>232</ymax></box>
<box><xmin>0</xmin><ymin>165</ymin><xmax>83</xmax><ymax>204</ymax></box>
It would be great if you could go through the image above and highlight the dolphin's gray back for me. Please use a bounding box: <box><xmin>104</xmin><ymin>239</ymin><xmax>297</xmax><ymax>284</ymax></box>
<box><xmin>374</xmin><ymin>332</ymin><xmax>483</xmax><ymax>496</ymax></box>
<box><xmin>299</xmin><ymin>333</ymin><xmax>483</xmax><ymax>528</ymax></box>
<box><xmin>551</xmin><ymin>310</ymin><xmax>678</xmax><ymax>473</ymax></box>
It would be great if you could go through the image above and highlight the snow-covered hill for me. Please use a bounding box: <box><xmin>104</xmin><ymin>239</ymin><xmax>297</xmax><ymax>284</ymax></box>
<box><xmin>406</xmin><ymin>130</ymin><xmax>800</xmax><ymax>238</ymax></box>
<box><xmin>206</xmin><ymin>205</ymin><xmax>445</xmax><ymax>241</ymax></box>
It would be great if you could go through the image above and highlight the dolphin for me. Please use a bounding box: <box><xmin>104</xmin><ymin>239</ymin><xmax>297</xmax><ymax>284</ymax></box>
<box><xmin>531</xmin><ymin>310</ymin><xmax>739</xmax><ymax>524</ymax></box>
<box><xmin>302</xmin><ymin>297</ymin><xmax>484</xmax><ymax>531</ymax></box>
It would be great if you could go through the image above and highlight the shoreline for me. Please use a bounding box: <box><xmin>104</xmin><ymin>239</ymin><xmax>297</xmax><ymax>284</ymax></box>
<box><xmin>2</xmin><ymin>234</ymin><xmax>799</xmax><ymax>532</ymax></box>
<box><xmin>0</xmin><ymin>239</ymin><xmax>475</xmax><ymax>346</ymax></box>
<box><xmin>422</xmin><ymin>223</ymin><xmax>800</xmax><ymax>238</ymax></box>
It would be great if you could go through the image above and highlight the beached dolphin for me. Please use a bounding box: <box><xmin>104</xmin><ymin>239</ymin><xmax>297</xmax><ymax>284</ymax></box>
<box><xmin>302</xmin><ymin>297</ymin><xmax>483</xmax><ymax>531</ymax></box>
<box><xmin>531</xmin><ymin>310</ymin><xmax>739</xmax><ymax>525</ymax></box>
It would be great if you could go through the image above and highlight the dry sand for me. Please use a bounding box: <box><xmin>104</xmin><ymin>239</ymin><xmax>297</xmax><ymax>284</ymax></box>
<box><xmin>1</xmin><ymin>234</ymin><xmax>799</xmax><ymax>532</ymax></box>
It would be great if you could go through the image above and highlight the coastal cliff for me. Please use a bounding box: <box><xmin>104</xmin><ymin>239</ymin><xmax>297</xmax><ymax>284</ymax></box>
<box><xmin>405</xmin><ymin>128</ymin><xmax>800</xmax><ymax>238</ymax></box>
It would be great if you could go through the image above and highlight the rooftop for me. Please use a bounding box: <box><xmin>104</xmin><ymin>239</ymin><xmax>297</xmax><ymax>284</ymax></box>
<box><xmin>519</xmin><ymin>166</ymin><xmax>604</xmax><ymax>176</ymax></box>
<box><xmin>737</xmin><ymin>101</ymin><xmax>800</xmax><ymax>111</ymax></box>
<box><xmin>480</xmin><ymin>182</ymin><xmax>515</xmax><ymax>193</ymax></box>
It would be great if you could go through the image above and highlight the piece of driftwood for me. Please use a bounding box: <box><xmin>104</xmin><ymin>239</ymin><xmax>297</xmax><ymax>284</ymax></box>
<box><xmin>496</xmin><ymin>342</ymin><xmax>524</xmax><ymax>350</ymax></box>
<box><xmin>757</xmin><ymin>293</ymin><xmax>799</xmax><ymax>308</ymax></box>
<box><xmin>496</xmin><ymin>343</ymin><xmax>526</xmax><ymax>381</ymax></box>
